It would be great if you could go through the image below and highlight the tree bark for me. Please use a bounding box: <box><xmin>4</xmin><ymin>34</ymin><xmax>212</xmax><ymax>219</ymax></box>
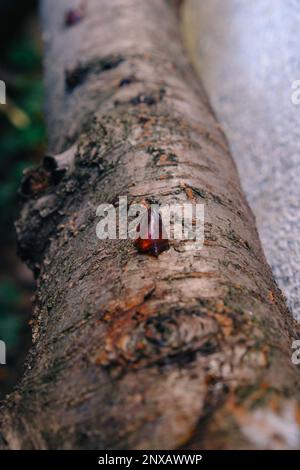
<box><xmin>1</xmin><ymin>0</ymin><xmax>300</xmax><ymax>450</ymax></box>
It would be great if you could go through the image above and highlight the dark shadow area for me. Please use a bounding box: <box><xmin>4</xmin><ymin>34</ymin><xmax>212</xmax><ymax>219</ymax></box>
<box><xmin>0</xmin><ymin>0</ymin><xmax>46</xmax><ymax>397</ymax></box>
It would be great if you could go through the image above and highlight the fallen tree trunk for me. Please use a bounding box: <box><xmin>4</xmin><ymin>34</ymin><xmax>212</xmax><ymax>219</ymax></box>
<box><xmin>1</xmin><ymin>0</ymin><xmax>300</xmax><ymax>450</ymax></box>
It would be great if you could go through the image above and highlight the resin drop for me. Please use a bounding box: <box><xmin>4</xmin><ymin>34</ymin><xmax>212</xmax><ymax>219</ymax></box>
<box><xmin>65</xmin><ymin>7</ymin><xmax>85</xmax><ymax>27</ymax></box>
<box><xmin>134</xmin><ymin>207</ymin><xmax>169</xmax><ymax>257</ymax></box>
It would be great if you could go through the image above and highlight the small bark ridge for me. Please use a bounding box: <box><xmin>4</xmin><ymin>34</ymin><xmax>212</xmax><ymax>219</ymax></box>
<box><xmin>134</xmin><ymin>207</ymin><xmax>170</xmax><ymax>257</ymax></box>
<box><xmin>65</xmin><ymin>56</ymin><xmax>125</xmax><ymax>92</ymax></box>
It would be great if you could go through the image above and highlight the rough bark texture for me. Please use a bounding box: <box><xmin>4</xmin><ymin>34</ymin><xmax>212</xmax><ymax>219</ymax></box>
<box><xmin>1</xmin><ymin>0</ymin><xmax>300</xmax><ymax>450</ymax></box>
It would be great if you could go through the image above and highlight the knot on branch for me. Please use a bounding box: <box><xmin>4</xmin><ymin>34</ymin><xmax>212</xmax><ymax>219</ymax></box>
<box><xmin>15</xmin><ymin>145</ymin><xmax>77</xmax><ymax>271</ymax></box>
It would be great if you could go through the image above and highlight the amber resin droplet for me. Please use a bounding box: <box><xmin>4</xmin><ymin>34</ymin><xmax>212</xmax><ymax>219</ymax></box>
<box><xmin>134</xmin><ymin>207</ymin><xmax>169</xmax><ymax>257</ymax></box>
<box><xmin>65</xmin><ymin>7</ymin><xmax>85</xmax><ymax>27</ymax></box>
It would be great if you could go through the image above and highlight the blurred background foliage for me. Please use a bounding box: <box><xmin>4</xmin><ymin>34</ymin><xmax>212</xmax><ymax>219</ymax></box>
<box><xmin>0</xmin><ymin>0</ymin><xmax>46</xmax><ymax>397</ymax></box>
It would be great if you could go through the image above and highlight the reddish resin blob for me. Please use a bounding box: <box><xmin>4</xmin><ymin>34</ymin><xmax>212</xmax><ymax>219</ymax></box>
<box><xmin>65</xmin><ymin>7</ymin><xmax>85</xmax><ymax>27</ymax></box>
<box><xmin>134</xmin><ymin>208</ymin><xmax>169</xmax><ymax>257</ymax></box>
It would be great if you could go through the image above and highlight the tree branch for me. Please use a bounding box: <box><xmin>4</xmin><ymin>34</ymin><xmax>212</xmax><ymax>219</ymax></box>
<box><xmin>1</xmin><ymin>0</ymin><xmax>300</xmax><ymax>450</ymax></box>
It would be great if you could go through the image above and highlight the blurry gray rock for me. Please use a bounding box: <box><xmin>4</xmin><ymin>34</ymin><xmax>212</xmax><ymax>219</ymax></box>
<box><xmin>183</xmin><ymin>0</ymin><xmax>300</xmax><ymax>320</ymax></box>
